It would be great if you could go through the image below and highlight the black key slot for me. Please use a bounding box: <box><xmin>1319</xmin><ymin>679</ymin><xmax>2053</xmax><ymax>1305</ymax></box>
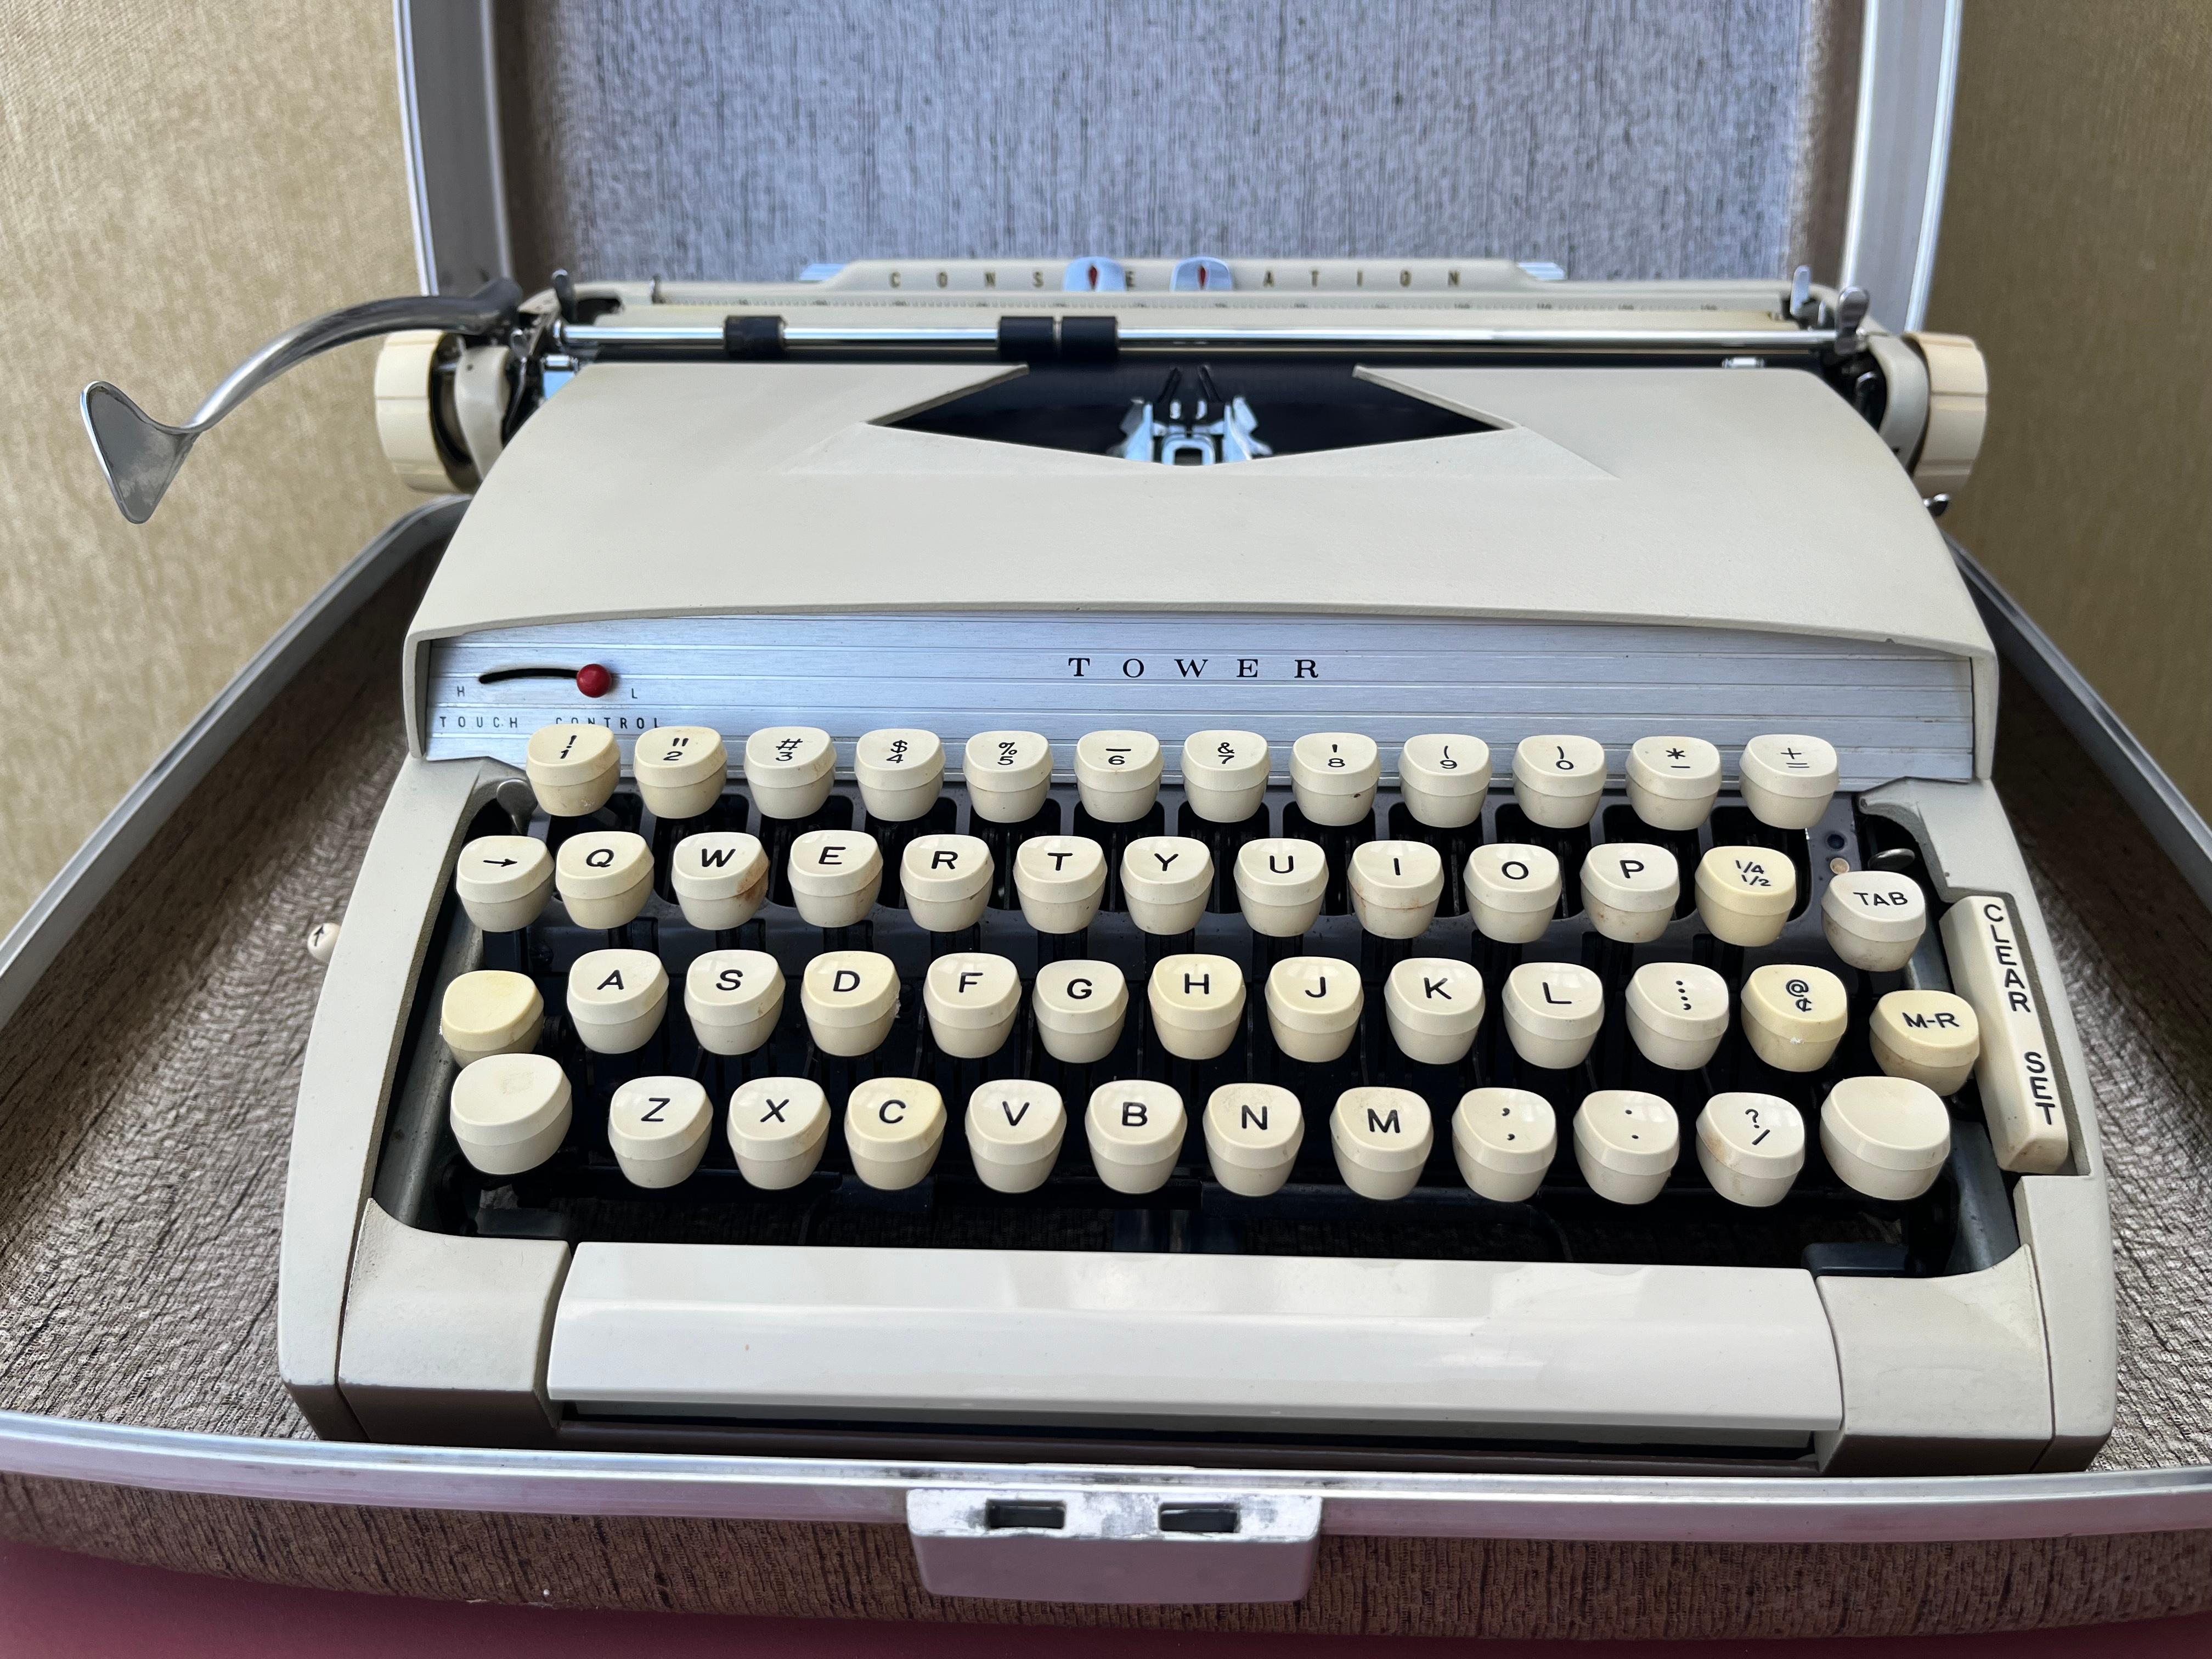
<box><xmin>1281</xmin><ymin>802</ymin><xmax>1375</xmax><ymax>915</ymax></box>
<box><xmin>1387</xmin><ymin>802</ymin><xmax>1479</xmax><ymax>917</ymax></box>
<box><xmin>1074</xmin><ymin>800</ymin><xmax>1165</xmax><ymax>911</ymax></box>
<box><xmin>978</xmin><ymin>799</ymin><xmax>1063</xmax><ymax>910</ymax></box>
<box><xmin>763</xmin><ymin>795</ymin><xmax>855</xmax><ymax>906</ymax></box>
<box><xmin>868</xmin><ymin>795</ymin><xmax>958</xmax><ymax>909</ymax></box>
<box><xmin>1173</xmin><ymin>799</ymin><xmax>1268</xmax><ymax>913</ymax></box>
<box><xmin>1491</xmin><ymin>802</ymin><xmax>1590</xmax><ymax>917</ymax></box>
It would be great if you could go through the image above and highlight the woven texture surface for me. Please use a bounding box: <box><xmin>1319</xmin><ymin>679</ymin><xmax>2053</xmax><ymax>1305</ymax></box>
<box><xmin>498</xmin><ymin>0</ymin><xmax>1848</xmax><ymax>286</ymax></box>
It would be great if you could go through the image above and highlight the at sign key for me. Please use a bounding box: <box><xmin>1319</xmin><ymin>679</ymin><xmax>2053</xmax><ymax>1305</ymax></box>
<box><xmin>1938</xmin><ymin>895</ymin><xmax>2070</xmax><ymax>1173</ymax></box>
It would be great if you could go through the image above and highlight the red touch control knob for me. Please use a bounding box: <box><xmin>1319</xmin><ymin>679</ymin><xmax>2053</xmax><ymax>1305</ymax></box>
<box><xmin>575</xmin><ymin>663</ymin><xmax>614</xmax><ymax>698</ymax></box>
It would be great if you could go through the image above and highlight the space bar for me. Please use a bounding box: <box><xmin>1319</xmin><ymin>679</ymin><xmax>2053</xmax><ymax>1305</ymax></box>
<box><xmin>546</xmin><ymin>1242</ymin><xmax>1843</xmax><ymax>1441</ymax></box>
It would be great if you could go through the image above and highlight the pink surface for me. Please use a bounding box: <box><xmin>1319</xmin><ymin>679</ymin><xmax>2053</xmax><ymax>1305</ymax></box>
<box><xmin>5</xmin><ymin>1539</ymin><xmax>2212</xmax><ymax>1657</ymax></box>
<box><xmin>4</xmin><ymin>1548</ymin><xmax>2212</xmax><ymax>1659</ymax></box>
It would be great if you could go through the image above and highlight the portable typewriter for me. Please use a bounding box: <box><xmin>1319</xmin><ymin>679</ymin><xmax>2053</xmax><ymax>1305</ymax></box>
<box><xmin>87</xmin><ymin>256</ymin><xmax>2114</xmax><ymax>1475</ymax></box>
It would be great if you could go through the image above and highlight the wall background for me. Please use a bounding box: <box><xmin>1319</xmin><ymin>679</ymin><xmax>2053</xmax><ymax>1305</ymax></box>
<box><xmin>1930</xmin><ymin>2</ymin><xmax>2212</xmax><ymax>815</ymax></box>
<box><xmin>0</xmin><ymin>1</ymin><xmax>420</xmax><ymax>934</ymax></box>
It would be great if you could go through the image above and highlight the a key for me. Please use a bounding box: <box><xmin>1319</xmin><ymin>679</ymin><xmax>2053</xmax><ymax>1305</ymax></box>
<box><xmin>787</xmin><ymin>828</ymin><xmax>884</xmax><ymax>927</ymax></box>
<box><xmin>1740</xmin><ymin>963</ymin><xmax>1849</xmax><ymax>1073</ymax></box>
<box><xmin>1331</xmin><ymin>1087</ymin><xmax>1434</xmax><ymax>1201</ymax></box>
<box><xmin>524</xmin><ymin>723</ymin><xmax>618</xmax><ymax>817</ymax></box>
<box><xmin>1938</xmin><ymin>895</ymin><xmax>2070</xmax><ymax>1172</ymax></box>
<box><xmin>1398</xmin><ymin>733</ymin><xmax>1492</xmax><ymax>830</ymax></box>
<box><xmin>1513</xmin><ymin>735</ymin><xmax>1607</xmax><ymax>829</ymax></box>
<box><xmin>1349</xmin><ymin>840</ymin><xmax>1444</xmax><ymax>939</ymax></box>
<box><xmin>1086</xmin><ymin>1079</ymin><xmax>1186</xmax><ymax>1194</ymax></box>
<box><xmin>1451</xmin><ymin>1087</ymin><xmax>1557</xmax><ymax>1203</ymax></box>
<box><xmin>1626</xmin><ymin>735</ymin><xmax>1722</xmax><ymax>831</ymax></box>
<box><xmin>963</xmin><ymin>730</ymin><xmax>1053</xmax><ymax>823</ymax></box>
<box><xmin>1075</xmin><ymin>730</ymin><xmax>1164</xmax><ymax>823</ymax></box>
<box><xmin>1204</xmin><ymin>1083</ymin><xmax>1303</xmax><ymax>1197</ymax></box>
<box><xmin>607</xmin><ymin>1076</ymin><xmax>712</xmax><ymax>1188</ymax></box>
<box><xmin>1573</xmin><ymin>1090</ymin><xmax>1679</xmax><ymax>1204</ymax></box>
<box><xmin>455</xmin><ymin>835</ymin><xmax>554</xmax><ymax>932</ymax></box>
<box><xmin>1502</xmin><ymin>961</ymin><xmax>1605</xmax><ymax>1070</ymax></box>
<box><xmin>924</xmin><ymin>952</ymin><xmax>1022</xmax><ymax>1058</ymax></box>
<box><xmin>1014</xmin><ymin>835</ymin><xmax>1108</xmax><ymax>933</ymax></box>
<box><xmin>1148</xmin><ymin>953</ymin><xmax>1245</xmax><ymax>1060</ymax></box>
<box><xmin>1739</xmin><ymin>733</ymin><xmax>1839</xmax><ymax>830</ymax></box>
<box><xmin>743</xmin><ymin>726</ymin><xmax>837</xmax><ymax>820</ymax></box>
<box><xmin>1579</xmin><ymin>843</ymin><xmax>1680</xmax><ymax>945</ymax></box>
<box><xmin>1822</xmin><ymin>870</ymin><xmax>1928</xmax><ymax>972</ymax></box>
<box><xmin>845</xmin><ymin>1077</ymin><xmax>946</xmax><ymax>1190</ymax></box>
<box><xmin>555</xmin><ymin>830</ymin><xmax>654</xmax><ymax>929</ymax></box>
<box><xmin>1290</xmin><ymin>732</ymin><xmax>1381</xmax><ymax>827</ymax></box>
<box><xmin>1178</xmin><ymin>730</ymin><xmax>1270</xmax><ymax>823</ymax></box>
<box><xmin>1031</xmin><ymin>959</ymin><xmax>1128</xmax><ymax>1064</ymax></box>
<box><xmin>727</xmin><ymin>1076</ymin><xmax>831</xmax><ymax>1190</ymax></box>
<box><xmin>439</xmin><ymin>969</ymin><xmax>544</xmax><ymax>1065</ymax></box>
<box><xmin>1624</xmin><ymin>961</ymin><xmax>1731</xmax><ymax>1070</ymax></box>
<box><xmin>449</xmin><ymin>1052</ymin><xmax>572</xmax><ymax>1177</ymax></box>
<box><xmin>1464</xmin><ymin>844</ymin><xmax>1563</xmax><ymax>944</ymax></box>
<box><xmin>899</xmin><ymin>833</ymin><xmax>994</xmax><ymax>932</ymax></box>
<box><xmin>1870</xmin><ymin>988</ymin><xmax>1982</xmax><ymax>1096</ymax></box>
<box><xmin>966</xmin><ymin>1080</ymin><xmax>1066</xmax><ymax>1194</ymax></box>
<box><xmin>632</xmin><ymin>725</ymin><xmax>727</xmax><ymax>821</ymax></box>
<box><xmin>800</xmin><ymin>950</ymin><xmax>900</xmax><ymax>1056</ymax></box>
<box><xmin>1820</xmin><ymin>1074</ymin><xmax>1950</xmax><ymax>1200</ymax></box>
<box><xmin>1383</xmin><ymin>957</ymin><xmax>1486</xmax><ymax>1065</ymax></box>
<box><xmin>566</xmin><ymin>948</ymin><xmax>668</xmax><ymax>1053</ymax></box>
<box><xmin>1120</xmin><ymin>836</ymin><xmax>1213</xmax><ymax>934</ymax></box>
<box><xmin>854</xmin><ymin>728</ymin><xmax>945</xmax><ymax>823</ymax></box>
<box><xmin>1695</xmin><ymin>845</ymin><xmax>1797</xmax><ymax>947</ymax></box>
<box><xmin>1695</xmin><ymin>1092</ymin><xmax>1804</xmax><ymax>1207</ymax></box>
<box><xmin>1264</xmin><ymin>956</ymin><xmax>1363</xmax><ymax>1063</ymax></box>
<box><xmin>670</xmin><ymin>831</ymin><xmax>770</xmax><ymax>930</ymax></box>
<box><xmin>1235</xmin><ymin>837</ymin><xmax>1328</xmax><ymax>936</ymax></box>
<box><xmin>684</xmin><ymin>949</ymin><xmax>785</xmax><ymax>1056</ymax></box>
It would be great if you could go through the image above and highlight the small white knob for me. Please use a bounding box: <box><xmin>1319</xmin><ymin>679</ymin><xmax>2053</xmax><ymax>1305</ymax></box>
<box><xmin>1263</xmin><ymin>956</ymin><xmax>1363</xmax><ymax>1064</ymax></box>
<box><xmin>306</xmin><ymin>919</ymin><xmax>342</xmax><ymax>965</ymax></box>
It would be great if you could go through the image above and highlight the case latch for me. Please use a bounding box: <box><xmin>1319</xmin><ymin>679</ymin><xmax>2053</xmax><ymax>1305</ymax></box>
<box><xmin>906</xmin><ymin>1487</ymin><xmax>1321</xmax><ymax>1604</ymax></box>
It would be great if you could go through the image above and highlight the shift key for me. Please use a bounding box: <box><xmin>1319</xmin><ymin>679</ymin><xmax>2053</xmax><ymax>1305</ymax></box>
<box><xmin>1938</xmin><ymin>895</ymin><xmax>2070</xmax><ymax>1173</ymax></box>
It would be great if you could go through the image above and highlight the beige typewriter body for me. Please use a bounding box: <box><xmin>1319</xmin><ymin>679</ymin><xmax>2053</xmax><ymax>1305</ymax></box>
<box><xmin>281</xmin><ymin>262</ymin><xmax>2111</xmax><ymax>1476</ymax></box>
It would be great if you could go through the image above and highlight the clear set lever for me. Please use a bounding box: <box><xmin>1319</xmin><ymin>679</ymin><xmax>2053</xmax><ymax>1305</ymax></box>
<box><xmin>81</xmin><ymin>278</ymin><xmax>523</xmax><ymax>523</ymax></box>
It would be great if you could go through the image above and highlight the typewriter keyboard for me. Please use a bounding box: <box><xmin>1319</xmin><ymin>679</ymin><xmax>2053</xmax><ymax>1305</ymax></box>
<box><xmin>371</xmin><ymin>725</ymin><xmax>2063</xmax><ymax>1280</ymax></box>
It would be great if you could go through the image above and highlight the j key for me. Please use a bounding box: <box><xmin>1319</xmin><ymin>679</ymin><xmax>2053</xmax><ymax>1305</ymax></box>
<box><xmin>1263</xmin><ymin>956</ymin><xmax>1363</xmax><ymax>1064</ymax></box>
